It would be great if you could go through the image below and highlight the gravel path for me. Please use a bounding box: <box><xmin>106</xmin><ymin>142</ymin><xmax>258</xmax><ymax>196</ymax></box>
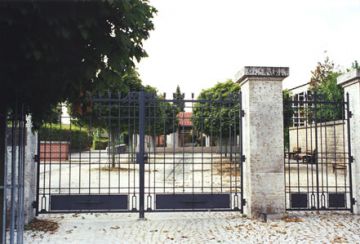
<box><xmin>24</xmin><ymin>212</ymin><xmax>360</xmax><ymax>243</ymax></box>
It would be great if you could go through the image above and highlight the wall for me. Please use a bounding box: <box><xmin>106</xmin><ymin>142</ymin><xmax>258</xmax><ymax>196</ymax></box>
<box><xmin>289</xmin><ymin>120</ymin><xmax>348</xmax><ymax>165</ymax></box>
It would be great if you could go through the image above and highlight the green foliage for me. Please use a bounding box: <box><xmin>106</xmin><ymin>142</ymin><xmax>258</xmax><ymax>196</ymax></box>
<box><xmin>309</xmin><ymin>57</ymin><xmax>343</xmax><ymax>122</ymax></box>
<box><xmin>38</xmin><ymin>124</ymin><xmax>92</xmax><ymax>151</ymax></box>
<box><xmin>145</xmin><ymin>94</ymin><xmax>177</xmax><ymax>136</ymax></box>
<box><xmin>46</xmin><ymin>105</ymin><xmax>63</xmax><ymax>124</ymax></box>
<box><xmin>0</xmin><ymin>1</ymin><xmax>156</xmax><ymax>127</ymax></box>
<box><xmin>352</xmin><ymin>60</ymin><xmax>359</xmax><ymax>69</ymax></box>
<box><xmin>92</xmin><ymin>138</ymin><xmax>109</xmax><ymax>150</ymax></box>
<box><xmin>173</xmin><ymin>85</ymin><xmax>185</xmax><ymax>112</ymax></box>
<box><xmin>192</xmin><ymin>80</ymin><xmax>241</xmax><ymax>141</ymax></box>
<box><xmin>283</xmin><ymin>90</ymin><xmax>293</xmax><ymax>150</ymax></box>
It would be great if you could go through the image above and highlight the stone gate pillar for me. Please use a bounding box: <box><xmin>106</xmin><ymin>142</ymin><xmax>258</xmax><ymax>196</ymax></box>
<box><xmin>337</xmin><ymin>69</ymin><xmax>360</xmax><ymax>214</ymax></box>
<box><xmin>235</xmin><ymin>66</ymin><xmax>289</xmax><ymax>218</ymax></box>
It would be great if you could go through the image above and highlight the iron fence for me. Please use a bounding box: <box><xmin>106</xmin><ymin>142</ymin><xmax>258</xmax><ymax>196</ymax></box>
<box><xmin>1</xmin><ymin>105</ymin><xmax>27</xmax><ymax>244</ymax></box>
<box><xmin>36</xmin><ymin>91</ymin><xmax>245</xmax><ymax>217</ymax></box>
<box><xmin>284</xmin><ymin>92</ymin><xmax>354</xmax><ymax>211</ymax></box>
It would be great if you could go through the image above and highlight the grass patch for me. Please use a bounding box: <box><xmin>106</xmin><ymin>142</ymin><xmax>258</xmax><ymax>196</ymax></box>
<box><xmin>25</xmin><ymin>218</ymin><xmax>59</xmax><ymax>234</ymax></box>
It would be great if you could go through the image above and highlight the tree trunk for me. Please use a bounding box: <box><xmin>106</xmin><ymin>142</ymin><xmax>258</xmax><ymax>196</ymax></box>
<box><xmin>129</xmin><ymin>134</ymin><xmax>134</xmax><ymax>163</ymax></box>
<box><xmin>0</xmin><ymin>105</ymin><xmax>7</xmax><ymax>240</ymax></box>
<box><xmin>109</xmin><ymin>128</ymin><xmax>117</xmax><ymax>168</ymax></box>
<box><xmin>151</xmin><ymin>136</ymin><xmax>156</xmax><ymax>155</ymax></box>
<box><xmin>224</xmin><ymin>138</ymin><xmax>228</xmax><ymax>158</ymax></box>
<box><xmin>229</xmin><ymin>136</ymin><xmax>233</xmax><ymax>162</ymax></box>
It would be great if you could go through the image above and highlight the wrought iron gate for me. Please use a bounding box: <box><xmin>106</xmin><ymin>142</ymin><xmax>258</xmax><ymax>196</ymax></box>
<box><xmin>36</xmin><ymin>91</ymin><xmax>244</xmax><ymax>216</ymax></box>
<box><xmin>284</xmin><ymin>92</ymin><xmax>354</xmax><ymax>211</ymax></box>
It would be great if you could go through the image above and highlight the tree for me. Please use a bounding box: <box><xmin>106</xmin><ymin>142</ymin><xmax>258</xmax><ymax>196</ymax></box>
<box><xmin>309</xmin><ymin>57</ymin><xmax>343</xmax><ymax>122</ymax></box>
<box><xmin>0</xmin><ymin>0</ymin><xmax>156</xmax><ymax>234</ymax></box>
<box><xmin>173</xmin><ymin>85</ymin><xmax>185</xmax><ymax>112</ymax></box>
<box><xmin>283</xmin><ymin>90</ymin><xmax>294</xmax><ymax>150</ymax></box>
<box><xmin>192</xmin><ymin>80</ymin><xmax>241</xmax><ymax>160</ymax></box>
<box><xmin>71</xmin><ymin>79</ymin><xmax>176</xmax><ymax>167</ymax></box>
<box><xmin>352</xmin><ymin>60</ymin><xmax>359</xmax><ymax>69</ymax></box>
<box><xmin>0</xmin><ymin>1</ymin><xmax>156</xmax><ymax>125</ymax></box>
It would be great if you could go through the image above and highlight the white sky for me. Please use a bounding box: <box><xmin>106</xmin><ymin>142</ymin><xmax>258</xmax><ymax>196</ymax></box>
<box><xmin>136</xmin><ymin>0</ymin><xmax>360</xmax><ymax>97</ymax></box>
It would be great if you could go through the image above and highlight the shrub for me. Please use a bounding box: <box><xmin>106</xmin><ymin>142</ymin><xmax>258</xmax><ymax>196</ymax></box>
<box><xmin>38</xmin><ymin>124</ymin><xmax>92</xmax><ymax>151</ymax></box>
<box><xmin>92</xmin><ymin>138</ymin><xmax>108</xmax><ymax>150</ymax></box>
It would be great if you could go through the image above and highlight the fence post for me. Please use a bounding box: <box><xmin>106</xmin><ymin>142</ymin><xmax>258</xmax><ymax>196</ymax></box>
<box><xmin>138</xmin><ymin>91</ymin><xmax>145</xmax><ymax>219</ymax></box>
<box><xmin>337</xmin><ymin>69</ymin><xmax>360</xmax><ymax>214</ymax></box>
<box><xmin>235</xmin><ymin>66</ymin><xmax>289</xmax><ymax>218</ymax></box>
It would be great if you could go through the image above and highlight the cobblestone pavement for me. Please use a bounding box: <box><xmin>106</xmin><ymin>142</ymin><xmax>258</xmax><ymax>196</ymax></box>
<box><xmin>24</xmin><ymin>212</ymin><xmax>360</xmax><ymax>244</ymax></box>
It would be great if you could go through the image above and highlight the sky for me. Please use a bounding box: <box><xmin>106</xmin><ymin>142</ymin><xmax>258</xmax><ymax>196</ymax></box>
<box><xmin>136</xmin><ymin>0</ymin><xmax>360</xmax><ymax>98</ymax></box>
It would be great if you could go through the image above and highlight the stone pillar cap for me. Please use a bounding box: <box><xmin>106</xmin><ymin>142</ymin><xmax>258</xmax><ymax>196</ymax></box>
<box><xmin>235</xmin><ymin>66</ymin><xmax>289</xmax><ymax>84</ymax></box>
<box><xmin>337</xmin><ymin>69</ymin><xmax>360</xmax><ymax>87</ymax></box>
<box><xmin>235</xmin><ymin>66</ymin><xmax>289</xmax><ymax>83</ymax></box>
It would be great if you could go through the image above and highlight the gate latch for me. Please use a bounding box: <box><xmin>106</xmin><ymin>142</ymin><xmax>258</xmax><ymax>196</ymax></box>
<box><xmin>32</xmin><ymin>201</ymin><xmax>37</xmax><ymax>209</ymax></box>
<box><xmin>350</xmin><ymin>156</ymin><xmax>354</xmax><ymax>163</ymax></box>
<box><xmin>241</xmin><ymin>155</ymin><xmax>246</xmax><ymax>163</ymax></box>
<box><xmin>352</xmin><ymin>198</ymin><xmax>357</xmax><ymax>205</ymax></box>
<box><xmin>33</xmin><ymin>154</ymin><xmax>40</xmax><ymax>163</ymax></box>
<box><xmin>242</xmin><ymin>199</ymin><xmax>247</xmax><ymax>206</ymax></box>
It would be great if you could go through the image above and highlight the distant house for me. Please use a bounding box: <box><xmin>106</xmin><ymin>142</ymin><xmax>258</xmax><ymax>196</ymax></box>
<box><xmin>156</xmin><ymin>112</ymin><xmax>210</xmax><ymax>147</ymax></box>
<box><xmin>177</xmin><ymin>112</ymin><xmax>193</xmax><ymax>147</ymax></box>
<box><xmin>288</xmin><ymin>82</ymin><xmax>310</xmax><ymax>127</ymax></box>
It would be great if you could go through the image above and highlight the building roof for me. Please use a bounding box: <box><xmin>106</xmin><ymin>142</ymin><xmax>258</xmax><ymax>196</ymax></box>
<box><xmin>177</xmin><ymin>112</ymin><xmax>192</xmax><ymax>127</ymax></box>
<box><xmin>287</xmin><ymin>82</ymin><xmax>310</xmax><ymax>92</ymax></box>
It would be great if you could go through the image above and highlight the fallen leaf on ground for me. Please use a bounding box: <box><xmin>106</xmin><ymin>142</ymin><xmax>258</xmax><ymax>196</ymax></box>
<box><xmin>281</xmin><ymin>216</ymin><xmax>304</xmax><ymax>223</ymax></box>
<box><xmin>25</xmin><ymin>218</ymin><xmax>59</xmax><ymax>234</ymax></box>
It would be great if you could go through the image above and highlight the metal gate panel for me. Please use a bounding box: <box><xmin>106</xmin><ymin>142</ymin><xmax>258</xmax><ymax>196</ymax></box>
<box><xmin>36</xmin><ymin>91</ymin><xmax>244</xmax><ymax>215</ymax></box>
<box><xmin>50</xmin><ymin>195</ymin><xmax>128</xmax><ymax>211</ymax></box>
<box><xmin>284</xmin><ymin>92</ymin><xmax>354</xmax><ymax>211</ymax></box>
<box><xmin>37</xmin><ymin>92</ymin><xmax>141</xmax><ymax>213</ymax></box>
<box><xmin>141</xmin><ymin>92</ymin><xmax>244</xmax><ymax>214</ymax></box>
<box><xmin>155</xmin><ymin>194</ymin><xmax>231</xmax><ymax>210</ymax></box>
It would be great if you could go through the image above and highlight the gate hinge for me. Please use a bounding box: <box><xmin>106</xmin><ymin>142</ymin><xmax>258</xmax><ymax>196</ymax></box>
<box><xmin>241</xmin><ymin>155</ymin><xmax>246</xmax><ymax>163</ymax></box>
<box><xmin>349</xmin><ymin>111</ymin><xmax>353</xmax><ymax>118</ymax></box>
<box><xmin>32</xmin><ymin>201</ymin><xmax>37</xmax><ymax>209</ymax></box>
<box><xmin>350</xmin><ymin>156</ymin><xmax>354</xmax><ymax>163</ymax></box>
<box><xmin>241</xmin><ymin>110</ymin><xmax>245</xmax><ymax>117</ymax></box>
<box><xmin>242</xmin><ymin>199</ymin><xmax>246</xmax><ymax>206</ymax></box>
<box><xmin>33</xmin><ymin>154</ymin><xmax>40</xmax><ymax>163</ymax></box>
<box><xmin>352</xmin><ymin>198</ymin><xmax>357</xmax><ymax>205</ymax></box>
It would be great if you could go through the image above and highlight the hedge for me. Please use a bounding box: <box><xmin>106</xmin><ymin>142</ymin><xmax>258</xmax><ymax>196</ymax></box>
<box><xmin>38</xmin><ymin>124</ymin><xmax>93</xmax><ymax>151</ymax></box>
<box><xmin>92</xmin><ymin>138</ymin><xmax>108</xmax><ymax>150</ymax></box>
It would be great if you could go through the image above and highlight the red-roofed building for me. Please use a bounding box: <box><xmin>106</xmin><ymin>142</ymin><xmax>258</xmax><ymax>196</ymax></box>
<box><xmin>177</xmin><ymin>112</ymin><xmax>192</xmax><ymax>127</ymax></box>
<box><xmin>177</xmin><ymin>112</ymin><xmax>193</xmax><ymax>147</ymax></box>
<box><xmin>160</xmin><ymin>111</ymin><xmax>209</xmax><ymax>148</ymax></box>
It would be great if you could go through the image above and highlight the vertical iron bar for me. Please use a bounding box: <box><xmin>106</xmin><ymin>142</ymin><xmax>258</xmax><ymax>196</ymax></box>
<box><xmin>139</xmin><ymin>91</ymin><xmax>145</xmax><ymax>219</ymax></box>
<box><xmin>346</xmin><ymin>93</ymin><xmax>354</xmax><ymax>213</ymax></box>
<box><xmin>59</xmin><ymin>113</ymin><xmax>62</xmax><ymax>196</ymax></box>
<box><xmin>1</xmin><ymin>111</ymin><xmax>8</xmax><ymax>244</ymax></box>
<box><xmin>162</xmin><ymin>95</ymin><xmax>166</xmax><ymax>193</ymax></box>
<box><xmin>314</xmin><ymin>92</ymin><xmax>320</xmax><ymax>210</ymax></box>
<box><xmin>191</xmin><ymin>94</ymin><xmax>195</xmax><ymax>196</ymax></box>
<box><xmin>17</xmin><ymin>107</ymin><xmax>25</xmax><ymax>244</ymax></box>
<box><xmin>304</xmin><ymin>96</ymin><xmax>310</xmax><ymax>208</ymax></box>
<box><xmin>35</xmin><ymin>129</ymin><xmax>41</xmax><ymax>216</ymax></box>
<box><xmin>239</xmin><ymin>91</ymin><xmax>244</xmax><ymax>212</ymax></box>
<box><xmin>9</xmin><ymin>107</ymin><xmax>17</xmax><ymax>244</ymax></box>
<box><xmin>88</xmin><ymin>113</ymin><xmax>92</xmax><ymax>196</ymax></box>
